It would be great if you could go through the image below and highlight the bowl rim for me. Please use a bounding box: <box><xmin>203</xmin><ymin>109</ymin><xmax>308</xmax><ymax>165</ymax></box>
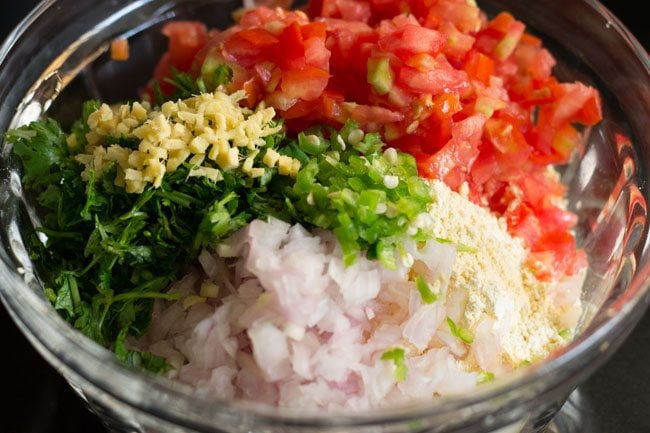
<box><xmin>1</xmin><ymin>0</ymin><xmax>650</xmax><ymax>429</ymax></box>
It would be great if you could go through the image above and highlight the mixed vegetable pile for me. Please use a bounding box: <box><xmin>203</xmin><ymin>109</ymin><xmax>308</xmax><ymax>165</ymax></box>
<box><xmin>7</xmin><ymin>0</ymin><xmax>601</xmax><ymax>372</ymax></box>
<box><xmin>150</xmin><ymin>1</ymin><xmax>601</xmax><ymax>282</ymax></box>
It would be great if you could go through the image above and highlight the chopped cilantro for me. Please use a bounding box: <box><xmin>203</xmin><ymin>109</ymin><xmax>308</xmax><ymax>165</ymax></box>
<box><xmin>163</xmin><ymin>68</ymin><xmax>207</xmax><ymax>100</ymax></box>
<box><xmin>157</xmin><ymin>65</ymin><xmax>234</xmax><ymax>104</ymax></box>
<box><xmin>115</xmin><ymin>327</ymin><xmax>173</xmax><ymax>375</ymax></box>
<box><xmin>212</xmin><ymin>64</ymin><xmax>233</xmax><ymax>87</ymax></box>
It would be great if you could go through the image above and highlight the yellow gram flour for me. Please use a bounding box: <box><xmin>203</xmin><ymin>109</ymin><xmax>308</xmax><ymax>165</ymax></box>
<box><xmin>427</xmin><ymin>180</ymin><xmax>571</xmax><ymax>366</ymax></box>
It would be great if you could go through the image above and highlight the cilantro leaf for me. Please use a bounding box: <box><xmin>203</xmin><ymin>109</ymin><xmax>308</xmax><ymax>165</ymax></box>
<box><xmin>115</xmin><ymin>327</ymin><xmax>172</xmax><ymax>375</ymax></box>
<box><xmin>7</xmin><ymin>119</ymin><xmax>71</xmax><ymax>189</ymax></box>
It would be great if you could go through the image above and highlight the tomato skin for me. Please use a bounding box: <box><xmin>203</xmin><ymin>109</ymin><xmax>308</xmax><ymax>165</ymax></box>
<box><xmin>336</xmin><ymin>0</ymin><xmax>373</xmax><ymax>21</ymax></box>
<box><xmin>398</xmin><ymin>64</ymin><xmax>469</xmax><ymax>94</ymax></box>
<box><xmin>439</xmin><ymin>21</ymin><xmax>475</xmax><ymax>60</ymax></box>
<box><xmin>276</xmin><ymin>22</ymin><xmax>306</xmax><ymax>69</ymax></box>
<box><xmin>301</xmin><ymin>22</ymin><xmax>328</xmax><ymax>39</ymax></box>
<box><xmin>427</xmin><ymin>1</ymin><xmax>482</xmax><ymax>33</ymax></box>
<box><xmin>304</xmin><ymin>37</ymin><xmax>331</xmax><ymax>70</ymax></box>
<box><xmin>378</xmin><ymin>24</ymin><xmax>446</xmax><ymax>58</ymax></box>
<box><xmin>548</xmin><ymin>82</ymin><xmax>602</xmax><ymax>127</ymax></box>
<box><xmin>223</xmin><ymin>28</ymin><xmax>279</xmax><ymax>67</ymax></box>
<box><xmin>464</xmin><ymin>51</ymin><xmax>495</xmax><ymax>85</ymax></box>
<box><xmin>417</xmin><ymin>114</ymin><xmax>486</xmax><ymax>181</ymax></box>
<box><xmin>280</xmin><ymin>67</ymin><xmax>331</xmax><ymax>101</ymax></box>
<box><xmin>344</xmin><ymin>102</ymin><xmax>404</xmax><ymax>124</ymax></box>
<box><xmin>484</xmin><ymin>118</ymin><xmax>528</xmax><ymax>154</ymax></box>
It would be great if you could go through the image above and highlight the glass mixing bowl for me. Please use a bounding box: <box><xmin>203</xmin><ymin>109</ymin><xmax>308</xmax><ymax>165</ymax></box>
<box><xmin>1</xmin><ymin>1</ymin><xmax>649</xmax><ymax>432</ymax></box>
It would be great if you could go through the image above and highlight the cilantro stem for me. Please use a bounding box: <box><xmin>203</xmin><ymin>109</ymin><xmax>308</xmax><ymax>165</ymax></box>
<box><xmin>79</xmin><ymin>256</ymin><xmax>100</xmax><ymax>276</ymax></box>
<box><xmin>96</xmin><ymin>291</ymin><xmax>182</xmax><ymax>336</ymax></box>
<box><xmin>105</xmin><ymin>291</ymin><xmax>182</xmax><ymax>304</ymax></box>
<box><xmin>37</xmin><ymin>228</ymin><xmax>84</xmax><ymax>240</ymax></box>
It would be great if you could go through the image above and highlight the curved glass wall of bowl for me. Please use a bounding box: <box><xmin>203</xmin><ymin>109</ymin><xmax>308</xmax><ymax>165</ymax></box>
<box><xmin>0</xmin><ymin>0</ymin><xmax>649</xmax><ymax>433</ymax></box>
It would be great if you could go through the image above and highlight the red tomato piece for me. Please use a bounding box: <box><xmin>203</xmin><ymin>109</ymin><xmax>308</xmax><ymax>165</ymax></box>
<box><xmin>344</xmin><ymin>102</ymin><xmax>405</xmax><ymax>124</ymax></box>
<box><xmin>398</xmin><ymin>63</ymin><xmax>469</xmax><ymax>94</ymax></box>
<box><xmin>438</xmin><ymin>21</ymin><xmax>476</xmax><ymax>60</ymax></box>
<box><xmin>484</xmin><ymin>118</ymin><xmax>528</xmax><ymax>154</ymax></box>
<box><xmin>280</xmin><ymin>66</ymin><xmax>331</xmax><ymax>101</ymax></box>
<box><xmin>549</xmin><ymin>82</ymin><xmax>602</xmax><ymax>127</ymax></box>
<box><xmin>162</xmin><ymin>21</ymin><xmax>208</xmax><ymax>71</ymax></box>
<box><xmin>265</xmin><ymin>91</ymin><xmax>299</xmax><ymax>111</ymax></box>
<box><xmin>506</xmin><ymin>202</ymin><xmax>543</xmax><ymax>246</ymax></box>
<box><xmin>532</xmin><ymin>230</ymin><xmax>579</xmax><ymax>277</ymax></box>
<box><xmin>470</xmin><ymin>148</ymin><xmax>499</xmax><ymax>186</ymax></box>
<box><xmin>337</xmin><ymin>0</ymin><xmax>372</xmax><ymax>22</ymax></box>
<box><xmin>301</xmin><ymin>22</ymin><xmax>328</xmax><ymax>39</ymax></box>
<box><xmin>464</xmin><ymin>51</ymin><xmax>495</xmax><ymax>85</ymax></box>
<box><xmin>147</xmin><ymin>3</ymin><xmax>605</xmax><ymax>284</ymax></box>
<box><xmin>379</xmin><ymin>24</ymin><xmax>447</xmax><ymax>57</ymax></box>
<box><xmin>432</xmin><ymin>91</ymin><xmax>463</xmax><ymax>118</ymax></box>
<box><xmin>223</xmin><ymin>28</ymin><xmax>279</xmax><ymax>67</ymax></box>
<box><xmin>418</xmin><ymin>114</ymin><xmax>486</xmax><ymax>180</ymax></box>
<box><xmin>276</xmin><ymin>22</ymin><xmax>306</xmax><ymax>69</ymax></box>
<box><xmin>151</xmin><ymin>53</ymin><xmax>175</xmax><ymax>95</ymax></box>
<box><xmin>240</xmin><ymin>6</ymin><xmax>281</xmax><ymax>27</ymax></box>
<box><xmin>427</xmin><ymin>1</ymin><xmax>482</xmax><ymax>33</ymax></box>
<box><xmin>494</xmin><ymin>19</ymin><xmax>525</xmax><ymax>61</ymax></box>
<box><xmin>304</xmin><ymin>36</ymin><xmax>331</xmax><ymax>70</ymax></box>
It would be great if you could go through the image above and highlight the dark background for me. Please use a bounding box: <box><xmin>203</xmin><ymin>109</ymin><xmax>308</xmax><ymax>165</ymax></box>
<box><xmin>1</xmin><ymin>2</ymin><xmax>648</xmax><ymax>433</ymax></box>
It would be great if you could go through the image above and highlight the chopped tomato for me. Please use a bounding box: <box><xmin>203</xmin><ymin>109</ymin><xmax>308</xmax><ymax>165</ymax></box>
<box><xmin>301</xmin><ymin>22</ymin><xmax>328</xmax><ymax>39</ymax></box>
<box><xmin>398</xmin><ymin>62</ymin><xmax>469</xmax><ymax>94</ymax></box>
<box><xmin>223</xmin><ymin>28</ymin><xmax>279</xmax><ymax>67</ymax></box>
<box><xmin>378</xmin><ymin>24</ymin><xmax>446</xmax><ymax>58</ymax></box>
<box><xmin>439</xmin><ymin>22</ymin><xmax>476</xmax><ymax>60</ymax></box>
<box><xmin>417</xmin><ymin>114</ymin><xmax>486</xmax><ymax>181</ymax></box>
<box><xmin>276</xmin><ymin>22</ymin><xmax>306</xmax><ymax>69</ymax></box>
<box><xmin>343</xmin><ymin>102</ymin><xmax>404</xmax><ymax>124</ymax></box>
<box><xmin>281</xmin><ymin>67</ymin><xmax>331</xmax><ymax>101</ymax></box>
<box><xmin>110</xmin><ymin>39</ymin><xmax>130</xmax><ymax>61</ymax></box>
<box><xmin>464</xmin><ymin>51</ymin><xmax>495</xmax><ymax>85</ymax></box>
<box><xmin>427</xmin><ymin>1</ymin><xmax>482</xmax><ymax>33</ymax></box>
<box><xmin>162</xmin><ymin>21</ymin><xmax>208</xmax><ymax>71</ymax></box>
<box><xmin>484</xmin><ymin>118</ymin><xmax>528</xmax><ymax>154</ymax></box>
<box><xmin>548</xmin><ymin>82</ymin><xmax>602</xmax><ymax>127</ymax></box>
<box><xmin>149</xmin><ymin>21</ymin><xmax>209</xmax><ymax>95</ymax></box>
<box><xmin>147</xmin><ymin>0</ymin><xmax>604</xmax><ymax>282</ymax></box>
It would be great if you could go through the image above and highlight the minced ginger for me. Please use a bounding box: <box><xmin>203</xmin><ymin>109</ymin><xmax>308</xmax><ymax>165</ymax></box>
<box><xmin>71</xmin><ymin>90</ymin><xmax>299</xmax><ymax>194</ymax></box>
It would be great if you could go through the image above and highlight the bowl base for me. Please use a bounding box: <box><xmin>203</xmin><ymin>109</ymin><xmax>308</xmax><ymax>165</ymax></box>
<box><xmin>546</xmin><ymin>388</ymin><xmax>599</xmax><ymax>433</ymax></box>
